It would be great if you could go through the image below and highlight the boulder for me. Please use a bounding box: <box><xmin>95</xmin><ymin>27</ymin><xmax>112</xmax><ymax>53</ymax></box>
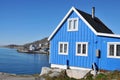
<box><xmin>49</xmin><ymin>72</ymin><xmax>60</xmax><ymax>77</ymax></box>
<box><xmin>40</xmin><ymin>67</ymin><xmax>51</xmax><ymax>76</ymax></box>
<box><xmin>40</xmin><ymin>67</ymin><xmax>63</xmax><ymax>77</ymax></box>
<box><xmin>66</xmin><ymin>69</ymin><xmax>90</xmax><ymax>79</ymax></box>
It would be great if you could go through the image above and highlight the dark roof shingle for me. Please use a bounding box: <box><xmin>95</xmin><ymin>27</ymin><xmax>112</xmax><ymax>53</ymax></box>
<box><xmin>76</xmin><ymin>9</ymin><xmax>114</xmax><ymax>34</ymax></box>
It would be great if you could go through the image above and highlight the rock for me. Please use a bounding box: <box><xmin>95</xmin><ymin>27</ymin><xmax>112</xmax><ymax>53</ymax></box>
<box><xmin>52</xmin><ymin>68</ymin><xmax>63</xmax><ymax>73</ymax></box>
<box><xmin>38</xmin><ymin>77</ymin><xmax>46</xmax><ymax>80</ymax></box>
<box><xmin>90</xmin><ymin>70</ymin><xmax>98</xmax><ymax>76</ymax></box>
<box><xmin>40</xmin><ymin>67</ymin><xmax>64</xmax><ymax>78</ymax></box>
<box><xmin>0</xmin><ymin>72</ymin><xmax>5</xmax><ymax>75</ymax></box>
<box><xmin>40</xmin><ymin>67</ymin><xmax>91</xmax><ymax>79</ymax></box>
<box><xmin>66</xmin><ymin>69</ymin><xmax>90</xmax><ymax>79</ymax></box>
<box><xmin>49</xmin><ymin>71</ymin><xmax>60</xmax><ymax>77</ymax></box>
<box><xmin>40</xmin><ymin>67</ymin><xmax>52</xmax><ymax>76</ymax></box>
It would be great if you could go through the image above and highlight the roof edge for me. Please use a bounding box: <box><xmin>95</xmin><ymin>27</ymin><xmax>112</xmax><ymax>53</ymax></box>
<box><xmin>48</xmin><ymin>7</ymin><xmax>98</xmax><ymax>41</ymax></box>
<box><xmin>48</xmin><ymin>7</ymin><xmax>120</xmax><ymax>41</ymax></box>
<box><xmin>48</xmin><ymin>7</ymin><xmax>75</xmax><ymax>41</ymax></box>
<box><xmin>97</xmin><ymin>33</ymin><xmax>120</xmax><ymax>38</ymax></box>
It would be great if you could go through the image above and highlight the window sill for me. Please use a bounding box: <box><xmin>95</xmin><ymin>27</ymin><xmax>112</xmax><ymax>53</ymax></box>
<box><xmin>59</xmin><ymin>53</ymin><xmax>68</xmax><ymax>55</ymax></box>
<box><xmin>67</xmin><ymin>30</ymin><xmax>78</xmax><ymax>31</ymax></box>
<box><xmin>107</xmin><ymin>56</ymin><xmax>120</xmax><ymax>59</ymax></box>
<box><xmin>76</xmin><ymin>54</ymin><xmax>88</xmax><ymax>56</ymax></box>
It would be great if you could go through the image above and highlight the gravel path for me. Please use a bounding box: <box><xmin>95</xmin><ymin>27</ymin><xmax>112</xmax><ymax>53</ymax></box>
<box><xmin>0</xmin><ymin>73</ymin><xmax>36</xmax><ymax>80</ymax></box>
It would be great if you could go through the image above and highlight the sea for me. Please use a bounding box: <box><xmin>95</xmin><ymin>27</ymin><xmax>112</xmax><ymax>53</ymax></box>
<box><xmin>0</xmin><ymin>48</ymin><xmax>50</xmax><ymax>74</ymax></box>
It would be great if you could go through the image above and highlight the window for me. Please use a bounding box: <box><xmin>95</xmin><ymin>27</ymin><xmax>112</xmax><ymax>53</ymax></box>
<box><xmin>76</xmin><ymin>42</ymin><xmax>88</xmax><ymax>56</ymax></box>
<box><xmin>59</xmin><ymin>42</ymin><xmax>68</xmax><ymax>55</ymax></box>
<box><xmin>116</xmin><ymin>45</ymin><xmax>120</xmax><ymax>56</ymax></box>
<box><xmin>68</xmin><ymin>18</ymin><xmax>78</xmax><ymax>31</ymax></box>
<box><xmin>109</xmin><ymin>44</ymin><xmax>114</xmax><ymax>56</ymax></box>
<box><xmin>108</xmin><ymin>42</ymin><xmax>120</xmax><ymax>58</ymax></box>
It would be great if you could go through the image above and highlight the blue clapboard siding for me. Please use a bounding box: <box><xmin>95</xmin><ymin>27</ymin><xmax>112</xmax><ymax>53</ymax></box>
<box><xmin>50</xmin><ymin>11</ymin><xmax>98</xmax><ymax>69</ymax></box>
<box><xmin>97</xmin><ymin>36</ymin><xmax>120</xmax><ymax>71</ymax></box>
<box><xmin>50</xmin><ymin>11</ymin><xmax>120</xmax><ymax>70</ymax></box>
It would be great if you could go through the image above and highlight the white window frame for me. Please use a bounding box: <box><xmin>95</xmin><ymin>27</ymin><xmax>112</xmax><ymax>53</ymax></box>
<box><xmin>67</xmin><ymin>18</ymin><xmax>78</xmax><ymax>31</ymax></box>
<box><xmin>107</xmin><ymin>42</ymin><xmax>120</xmax><ymax>58</ymax></box>
<box><xmin>58</xmin><ymin>42</ymin><xmax>68</xmax><ymax>55</ymax></box>
<box><xmin>76</xmin><ymin>42</ymin><xmax>88</xmax><ymax>56</ymax></box>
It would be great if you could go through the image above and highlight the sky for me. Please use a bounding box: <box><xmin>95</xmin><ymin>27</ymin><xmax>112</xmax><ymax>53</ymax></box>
<box><xmin>0</xmin><ymin>0</ymin><xmax>120</xmax><ymax>45</ymax></box>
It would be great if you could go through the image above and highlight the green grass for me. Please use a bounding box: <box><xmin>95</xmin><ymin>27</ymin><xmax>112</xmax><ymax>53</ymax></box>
<box><xmin>82</xmin><ymin>70</ymin><xmax>120</xmax><ymax>80</ymax></box>
<box><xmin>94</xmin><ymin>73</ymin><xmax>108</xmax><ymax>80</ymax></box>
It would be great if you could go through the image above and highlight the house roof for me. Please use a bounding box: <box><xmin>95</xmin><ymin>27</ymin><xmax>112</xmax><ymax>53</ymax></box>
<box><xmin>76</xmin><ymin>9</ymin><xmax>113</xmax><ymax>34</ymax></box>
<box><xmin>48</xmin><ymin>7</ymin><xmax>120</xmax><ymax>41</ymax></box>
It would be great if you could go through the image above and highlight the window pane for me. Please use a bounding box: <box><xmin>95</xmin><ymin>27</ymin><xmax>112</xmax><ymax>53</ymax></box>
<box><xmin>69</xmin><ymin>20</ymin><xmax>72</xmax><ymax>30</ymax></box>
<box><xmin>77</xmin><ymin>44</ymin><xmax>81</xmax><ymax>54</ymax></box>
<box><xmin>64</xmin><ymin>44</ymin><xmax>67</xmax><ymax>53</ymax></box>
<box><xmin>109</xmin><ymin>44</ymin><xmax>114</xmax><ymax>56</ymax></box>
<box><xmin>73</xmin><ymin>20</ymin><xmax>77</xmax><ymax>29</ymax></box>
<box><xmin>60</xmin><ymin>44</ymin><xmax>63</xmax><ymax>53</ymax></box>
<box><xmin>82</xmin><ymin>44</ymin><xmax>86</xmax><ymax>54</ymax></box>
<box><xmin>116</xmin><ymin>45</ymin><xmax>120</xmax><ymax>56</ymax></box>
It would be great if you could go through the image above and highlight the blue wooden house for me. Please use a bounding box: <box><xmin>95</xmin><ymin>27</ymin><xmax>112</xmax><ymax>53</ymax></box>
<box><xmin>48</xmin><ymin>7</ymin><xmax>120</xmax><ymax>71</ymax></box>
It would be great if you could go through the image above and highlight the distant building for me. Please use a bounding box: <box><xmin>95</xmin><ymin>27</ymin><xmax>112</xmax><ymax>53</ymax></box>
<box><xmin>39</xmin><ymin>44</ymin><xmax>42</xmax><ymax>47</ymax></box>
<box><xmin>44</xmin><ymin>42</ymin><xmax>48</xmax><ymax>46</ymax></box>
<box><xmin>29</xmin><ymin>45</ymin><xmax>35</xmax><ymax>51</ymax></box>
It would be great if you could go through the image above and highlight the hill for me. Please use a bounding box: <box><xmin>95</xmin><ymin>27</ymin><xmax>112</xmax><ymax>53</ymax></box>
<box><xmin>4</xmin><ymin>37</ymin><xmax>49</xmax><ymax>54</ymax></box>
<box><xmin>23</xmin><ymin>37</ymin><xmax>48</xmax><ymax>49</ymax></box>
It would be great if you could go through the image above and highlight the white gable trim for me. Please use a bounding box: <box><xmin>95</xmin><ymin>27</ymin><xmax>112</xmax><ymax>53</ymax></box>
<box><xmin>48</xmin><ymin>7</ymin><xmax>120</xmax><ymax>41</ymax></box>
<box><xmin>97</xmin><ymin>33</ymin><xmax>120</xmax><ymax>38</ymax></box>
<box><xmin>48</xmin><ymin>7</ymin><xmax>97</xmax><ymax>41</ymax></box>
<box><xmin>48</xmin><ymin>7</ymin><xmax>74</xmax><ymax>41</ymax></box>
<box><xmin>72</xmin><ymin>7</ymin><xmax>98</xmax><ymax>35</ymax></box>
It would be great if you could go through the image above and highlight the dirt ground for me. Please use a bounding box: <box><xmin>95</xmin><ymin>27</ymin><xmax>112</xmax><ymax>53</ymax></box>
<box><xmin>0</xmin><ymin>73</ymin><xmax>36</xmax><ymax>80</ymax></box>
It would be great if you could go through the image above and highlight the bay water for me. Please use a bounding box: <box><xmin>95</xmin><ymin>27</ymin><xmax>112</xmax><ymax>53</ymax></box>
<box><xmin>0</xmin><ymin>48</ymin><xmax>50</xmax><ymax>74</ymax></box>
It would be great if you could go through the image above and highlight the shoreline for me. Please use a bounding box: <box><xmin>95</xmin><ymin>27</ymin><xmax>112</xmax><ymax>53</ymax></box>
<box><xmin>17</xmin><ymin>49</ymin><xmax>49</xmax><ymax>54</ymax></box>
<box><xmin>1</xmin><ymin>46</ymin><xmax>49</xmax><ymax>54</ymax></box>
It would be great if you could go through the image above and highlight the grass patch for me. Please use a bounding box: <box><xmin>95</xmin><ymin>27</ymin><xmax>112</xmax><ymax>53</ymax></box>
<box><xmin>95</xmin><ymin>73</ymin><xmax>108</xmax><ymax>80</ymax></box>
<box><xmin>107</xmin><ymin>70</ymin><xmax>120</xmax><ymax>80</ymax></box>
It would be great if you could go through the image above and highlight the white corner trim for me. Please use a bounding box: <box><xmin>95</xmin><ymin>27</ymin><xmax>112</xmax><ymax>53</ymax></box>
<box><xmin>51</xmin><ymin>64</ymin><xmax>67</xmax><ymax>69</ymax></box>
<box><xmin>70</xmin><ymin>66</ymin><xmax>91</xmax><ymax>71</ymax></box>
<box><xmin>51</xmin><ymin>64</ymin><xmax>91</xmax><ymax>70</ymax></box>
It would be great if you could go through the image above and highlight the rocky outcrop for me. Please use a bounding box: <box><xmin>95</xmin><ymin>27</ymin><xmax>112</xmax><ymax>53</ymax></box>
<box><xmin>66</xmin><ymin>69</ymin><xmax>90</xmax><ymax>79</ymax></box>
<box><xmin>40</xmin><ymin>67</ymin><xmax>63</xmax><ymax>77</ymax></box>
<box><xmin>39</xmin><ymin>67</ymin><xmax>91</xmax><ymax>79</ymax></box>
